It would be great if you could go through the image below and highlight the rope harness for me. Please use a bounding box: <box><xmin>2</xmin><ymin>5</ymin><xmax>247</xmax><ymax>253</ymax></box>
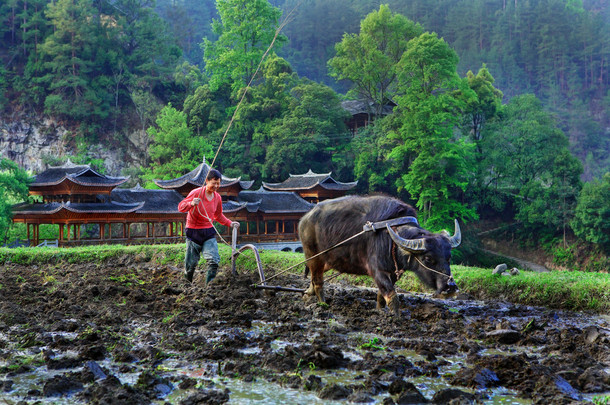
<box><xmin>262</xmin><ymin>218</ymin><xmax>454</xmax><ymax>285</ymax></box>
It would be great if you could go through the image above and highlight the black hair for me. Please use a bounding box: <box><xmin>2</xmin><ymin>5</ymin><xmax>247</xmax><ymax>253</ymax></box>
<box><xmin>206</xmin><ymin>169</ymin><xmax>222</xmax><ymax>181</ymax></box>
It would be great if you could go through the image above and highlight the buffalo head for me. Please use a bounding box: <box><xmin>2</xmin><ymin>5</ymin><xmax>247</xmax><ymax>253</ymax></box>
<box><xmin>386</xmin><ymin>219</ymin><xmax>461</xmax><ymax>297</ymax></box>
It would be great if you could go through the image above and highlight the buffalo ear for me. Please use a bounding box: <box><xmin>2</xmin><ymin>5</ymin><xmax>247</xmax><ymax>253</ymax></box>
<box><xmin>386</xmin><ymin>224</ymin><xmax>426</xmax><ymax>253</ymax></box>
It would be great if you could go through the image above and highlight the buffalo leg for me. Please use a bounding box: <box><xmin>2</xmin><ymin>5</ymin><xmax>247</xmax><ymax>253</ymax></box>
<box><xmin>376</xmin><ymin>291</ymin><xmax>386</xmax><ymax>309</ymax></box>
<box><xmin>304</xmin><ymin>259</ymin><xmax>325</xmax><ymax>303</ymax></box>
<box><xmin>374</xmin><ymin>271</ymin><xmax>399</xmax><ymax>315</ymax></box>
<box><xmin>385</xmin><ymin>291</ymin><xmax>399</xmax><ymax>315</ymax></box>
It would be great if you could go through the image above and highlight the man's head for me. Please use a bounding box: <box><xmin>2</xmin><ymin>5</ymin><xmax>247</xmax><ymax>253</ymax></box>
<box><xmin>205</xmin><ymin>169</ymin><xmax>222</xmax><ymax>194</ymax></box>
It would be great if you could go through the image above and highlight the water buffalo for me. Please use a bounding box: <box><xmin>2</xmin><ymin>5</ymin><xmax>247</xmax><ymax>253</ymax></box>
<box><xmin>298</xmin><ymin>195</ymin><xmax>461</xmax><ymax>314</ymax></box>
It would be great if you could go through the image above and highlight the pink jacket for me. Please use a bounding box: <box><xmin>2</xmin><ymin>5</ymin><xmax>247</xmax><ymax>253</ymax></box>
<box><xmin>178</xmin><ymin>188</ymin><xmax>232</xmax><ymax>229</ymax></box>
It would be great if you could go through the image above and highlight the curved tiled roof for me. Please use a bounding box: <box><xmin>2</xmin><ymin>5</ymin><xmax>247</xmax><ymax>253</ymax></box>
<box><xmin>222</xmin><ymin>200</ymin><xmax>259</xmax><ymax>213</ymax></box>
<box><xmin>31</xmin><ymin>159</ymin><xmax>128</xmax><ymax>188</ymax></box>
<box><xmin>111</xmin><ymin>186</ymin><xmax>184</xmax><ymax>214</ymax></box>
<box><xmin>237</xmin><ymin>187</ymin><xmax>314</xmax><ymax>213</ymax></box>
<box><xmin>262</xmin><ymin>169</ymin><xmax>357</xmax><ymax>192</ymax></box>
<box><xmin>12</xmin><ymin>202</ymin><xmax>64</xmax><ymax>215</ymax></box>
<box><xmin>12</xmin><ymin>201</ymin><xmax>143</xmax><ymax>215</ymax></box>
<box><xmin>154</xmin><ymin>161</ymin><xmax>252</xmax><ymax>190</ymax></box>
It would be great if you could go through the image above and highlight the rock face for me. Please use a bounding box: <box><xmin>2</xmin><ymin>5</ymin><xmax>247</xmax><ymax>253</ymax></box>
<box><xmin>0</xmin><ymin>113</ymin><xmax>145</xmax><ymax>176</ymax></box>
<box><xmin>1</xmin><ymin>116</ymin><xmax>68</xmax><ymax>173</ymax></box>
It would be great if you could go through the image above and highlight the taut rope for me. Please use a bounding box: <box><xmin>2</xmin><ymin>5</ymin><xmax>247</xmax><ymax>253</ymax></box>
<box><xmin>190</xmin><ymin>2</ymin><xmax>301</xmax><ymax>247</ymax></box>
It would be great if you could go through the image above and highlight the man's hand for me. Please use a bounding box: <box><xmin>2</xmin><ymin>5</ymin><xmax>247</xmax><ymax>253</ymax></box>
<box><xmin>191</xmin><ymin>198</ymin><xmax>201</xmax><ymax>207</ymax></box>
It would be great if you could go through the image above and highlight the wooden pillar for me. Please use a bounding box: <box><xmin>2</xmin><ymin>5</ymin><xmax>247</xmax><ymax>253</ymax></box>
<box><xmin>99</xmin><ymin>223</ymin><xmax>104</xmax><ymax>240</ymax></box>
<box><xmin>35</xmin><ymin>224</ymin><xmax>39</xmax><ymax>246</ymax></box>
<box><xmin>264</xmin><ymin>221</ymin><xmax>268</xmax><ymax>235</ymax></box>
<box><xmin>246</xmin><ymin>222</ymin><xmax>250</xmax><ymax>235</ymax></box>
<box><xmin>77</xmin><ymin>224</ymin><xmax>81</xmax><ymax>241</ymax></box>
<box><xmin>127</xmin><ymin>223</ymin><xmax>131</xmax><ymax>240</ymax></box>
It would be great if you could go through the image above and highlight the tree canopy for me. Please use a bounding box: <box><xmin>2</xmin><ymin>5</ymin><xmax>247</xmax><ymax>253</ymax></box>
<box><xmin>0</xmin><ymin>158</ymin><xmax>31</xmax><ymax>242</ymax></box>
<box><xmin>328</xmin><ymin>4</ymin><xmax>422</xmax><ymax>118</ymax></box>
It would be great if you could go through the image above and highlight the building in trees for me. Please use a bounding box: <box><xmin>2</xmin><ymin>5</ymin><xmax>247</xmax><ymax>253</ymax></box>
<box><xmin>12</xmin><ymin>160</ymin><xmax>186</xmax><ymax>247</ymax></box>
<box><xmin>224</xmin><ymin>188</ymin><xmax>314</xmax><ymax>244</ymax></box>
<box><xmin>13</xmin><ymin>162</ymin><xmax>357</xmax><ymax>247</ymax></box>
<box><xmin>154</xmin><ymin>159</ymin><xmax>254</xmax><ymax>198</ymax></box>
<box><xmin>341</xmin><ymin>99</ymin><xmax>395</xmax><ymax>135</ymax></box>
<box><xmin>262</xmin><ymin>169</ymin><xmax>357</xmax><ymax>203</ymax></box>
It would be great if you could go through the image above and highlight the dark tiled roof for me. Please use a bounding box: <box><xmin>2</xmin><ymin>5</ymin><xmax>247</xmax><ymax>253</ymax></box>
<box><xmin>154</xmin><ymin>161</ymin><xmax>251</xmax><ymax>190</ymax></box>
<box><xmin>14</xmin><ymin>185</ymin><xmax>185</xmax><ymax>215</ymax></box>
<box><xmin>31</xmin><ymin>159</ymin><xmax>128</xmax><ymax>187</ymax></box>
<box><xmin>12</xmin><ymin>202</ymin><xmax>64</xmax><ymax>215</ymax></box>
<box><xmin>237</xmin><ymin>187</ymin><xmax>314</xmax><ymax>213</ymax></box>
<box><xmin>341</xmin><ymin>99</ymin><xmax>395</xmax><ymax>116</ymax></box>
<box><xmin>12</xmin><ymin>201</ymin><xmax>143</xmax><ymax>214</ymax></box>
<box><xmin>111</xmin><ymin>186</ymin><xmax>184</xmax><ymax>214</ymax></box>
<box><xmin>222</xmin><ymin>200</ymin><xmax>257</xmax><ymax>213</ymax></box>
<box><xmin>62</xmin><ymin>201</ymin><xmax>143</xmax><ymax>213</ymax></box>
<box><xmin>262</xmin><ymin>169</ymin><xmax>357</xmax><ymax>192</ymax></box>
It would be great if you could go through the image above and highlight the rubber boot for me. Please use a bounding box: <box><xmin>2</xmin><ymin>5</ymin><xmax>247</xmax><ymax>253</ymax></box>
<box><xmin>205</xmin><ymin>260</ymin><xmax>218</xmax><ymax>286</ymax></box>
<box><xmin>184</xmin><ymin>266</ymin><xmax>195</xmax><ymax>283</ymax></box>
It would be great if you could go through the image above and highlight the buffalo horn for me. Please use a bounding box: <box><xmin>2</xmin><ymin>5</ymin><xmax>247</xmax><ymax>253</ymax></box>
<box><xmin>386</xmin><ymin>224</ymin><xmax>426</xmax><ymax>253</ymax></box>
<box><xmin>448</xmin><ymin>219</ymin><xmax>461</xmax><ymax>248</ymax></box>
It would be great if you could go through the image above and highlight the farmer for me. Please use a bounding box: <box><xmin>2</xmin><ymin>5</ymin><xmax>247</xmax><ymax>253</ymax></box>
<box><xmin>178</xmin><ymin>169</ymin><xmax>239</xmax><ymax>284</ymax></box>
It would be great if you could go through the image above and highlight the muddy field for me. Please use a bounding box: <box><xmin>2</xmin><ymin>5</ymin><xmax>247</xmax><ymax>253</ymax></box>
<box><xmin>1</xmin><ymin>256</ymin><xmax>609</xmax><ymax>404</ymax></box>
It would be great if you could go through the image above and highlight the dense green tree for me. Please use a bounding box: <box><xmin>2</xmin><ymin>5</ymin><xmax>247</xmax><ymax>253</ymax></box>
<box><xmin>328</xmin><ymin>4</ymin><xmax>422</xmax><ymax>118</ymax></box>
<box><xmin>351</xmin><ymin>119</ymin><xmax>400</xmax><ymax>195</ymax></box>
<box><xmin>391</xmin><ymin>32</ymin><xmax>477</xmax><ymax>229</ymax></box>
<box><xmin>461</xmin><ymin>64</ymin><xmax>503</xmax><ymax>143</ymax></box>
<box><xmin>0</xmin><ymin>65</ymin><xmax>7</xmax><ymax>108</ymax></box>
<box><xmin>263</xmin><ymin>79</ymin><xmax>349</xmax><ymax>181</ymax></box>
<box><xmin>571</xmin><ymin>173</ymin><xmax>610</xmax><ymax>252</ymax></box>
<box><xmin>280</xmin><ymin>0</ymin><xmax>359</xmax><ymax>90</ymax></box>
<box><xmin>480</xmin><ymin>94</ymin><xmax>583</xmax><ymax>234</ymax></box>
<box><xmin>0</xmin><ymin>158</ymin><xmax>31</xmax><ymax>242</ymax></box>
<box><xmin>156</xmin><ymin>0</ymin><xmax>217</xmax><ymax>63</ymax></box>
<box><xmin>183</xmin><ymin>83</ymin><xmax>231</xmax><ymax>137</ymax></box>
<box><xmin>203</xmin><ymin>0</ymin><xmax>286</xmax><ymax>92</ymax></box>
<box><xmin>215</xmin><ymin>55</ymin><xmax>296</xmax><ymax>180</ymax></box>
<box><xmin>143</xmin><ymin>104</ymin><xmax>213</xmax><ymax>186</ymax></box>
<box><xmin>39</xmin><ymin>0</ymin><xmax>111</xmax><ymax>124</ymax></box>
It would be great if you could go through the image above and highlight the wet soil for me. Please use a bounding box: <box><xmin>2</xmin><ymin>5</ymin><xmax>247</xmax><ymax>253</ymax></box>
<box><xmin>1</xmin><ymin>257</ymin><xmax>609</xmax><ymax>404</ymax></box>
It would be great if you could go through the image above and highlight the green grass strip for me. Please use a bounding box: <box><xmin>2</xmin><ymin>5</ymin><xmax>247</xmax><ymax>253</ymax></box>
<box><xmin>1</xmin><ymin>245</ymin><xmax>608</xmax><ymax>313</ymax></box>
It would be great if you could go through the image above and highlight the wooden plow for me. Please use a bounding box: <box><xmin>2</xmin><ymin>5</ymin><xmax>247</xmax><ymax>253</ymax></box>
<box><xmin>230</xmin><ymin>226</ymin><xmax>306</xmax><ymax>294</ymax></box>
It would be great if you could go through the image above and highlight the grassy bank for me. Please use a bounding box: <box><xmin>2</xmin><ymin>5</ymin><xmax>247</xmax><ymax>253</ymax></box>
<box><xmin>1</xmin><ymin>244</ymin><xmax>608</xmax><ymax>313</ymax></box>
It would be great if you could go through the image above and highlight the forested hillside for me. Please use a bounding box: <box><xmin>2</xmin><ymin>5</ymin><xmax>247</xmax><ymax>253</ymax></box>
<box><xmin>151</xmin><ymin>0</ymin><xmax>609</xmax><ymax>180</ymax></box>
<box><xmin>1</xmin><ymin>0</ymin><xmax>609</xmax><ymax>266</ymax></box>
<box><xmin>273</xmin><ymin>0</ymin><xmax>610</xmax><ymax>181</ymax></box>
